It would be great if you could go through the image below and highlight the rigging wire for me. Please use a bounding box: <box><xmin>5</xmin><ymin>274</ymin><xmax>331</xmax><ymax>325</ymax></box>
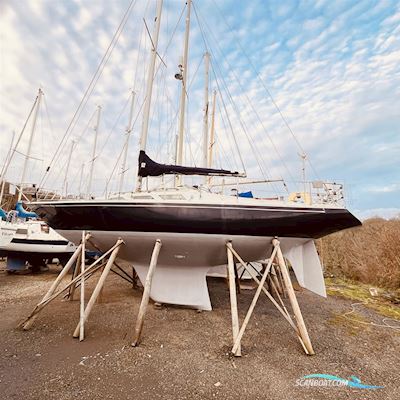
<box><xmin>101</xmin><ymin>0</ymin><xmax>186</xmax><ymax>190</ymax></box>
<box><xmin>191</xmin><ymin>4</ymin><xmax>247</xmax><ymax>175</ymax></box>
<box><xmin>0</xmin><ymin>132</ymin><xmax>15</xmax><ymax>180</ymax></box>
<box><xmin>70</xmin><ymin>97</ymin><xmax>130</xmax><ymax>196</ymax></box>
<box><xmin>154</xmin><ymin>59</ymin><xmax>164</xmax><ymax>161</ymax></box>
<box><xmin>13</xmin><ymin>150</ymin><xmax>43</xmax><ymax>162</ymax></box>
<box><xmin>110</xmin><ymin>18</ymin><xmax>150</xmax><ymax>192</ymax></box>
<box><xmin>214</xmin><ymin>129</ymin><xmax>235</xmax><ymax>172</ymax></box>
<box><xmin>193</xmin><ymin>3</ymin><xmax>286</xmax><ymax>193</ymax></box>
<box><xmin>197</xmin><ymin>10</ymin><xmax>295</xmax><ymax>184</ymax></box>
<box><xmin>213</xmin><ymin>61</ymin><xmax>282</xmax><ymax>192</ymax></box>
<box><xmin>211</xmin><ymin>72</ymin><xmax>247</xmax><ymax>174</ymax></box>
<box><xmin>209</xmin><ymin>0</ymin><xmax>321</xmax><ymax>181</ymax></box>
<box><xmin>182</xmin><ymin>53</ymin><xmax>206</xmax><ymax>167</ymax></box>
<box><xmin>68</xmin><ymin>158</ymin><xmax>88</xmax><ymax>196</ymax></box>
<box><xmin>186</xmin><ymin>19</ymin><xmax>247</xmax><ymax>177</ymax></box>
<box><xmin>39</xmin><ymin>0</ymin><xmax>139</xmax><ymax>189</ymax></box>
<box><xmin>193</xmin><ymin>5</ymin><xmax>277</xmax><ymax>180</ymax></box>
<box><xmin>96</xmin><ymin>94</ymin><xmax>131</xmax><ymax>161</ymax></box>
<box><xmin>42</xmin><ymin>93</ymin><xmax>56</xmax><ymax>145</ymax></box>
<box><xmin>184</xmin><ymin>89</ymin><xmax>197</xmax><ymax>168</ymax></box>
<box><xmin>103</xmin><ymin>96</ymin><xmax>146</xmax><ymax>196</ymax></box>
<box><xmin>0</xmin><ymin>93</ymin><xmax>38</xmax><ymax>180</ymax></box>
<box><xmin>104</xmin><ymin>0</ymin><xmax>186</xmax><ymax>191</ymax></box>
<box><xmin>215</xmin><ymin>100</ymin><xmax>240</xmax><ymax>171</ymax></box>
<box><xmin>112</xmin><ymin>1</ymin><xmax>186</xmax><ymax>181</ymax></box>
<box><xmin>45</xmin><ymin>109</ymin><xmax>97</xmax><ymax>194</ymax></box>
<box><xmin>137</xmin><ymin>2</ymin><xmax>190</xmax><ymax>171</ymax></box>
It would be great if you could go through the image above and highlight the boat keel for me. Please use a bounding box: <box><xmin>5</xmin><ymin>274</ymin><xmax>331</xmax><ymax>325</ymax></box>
<box><xmin>134</xmin><ymin>265</ymin><xmax>212</xmax><ymax>311</ymax></box>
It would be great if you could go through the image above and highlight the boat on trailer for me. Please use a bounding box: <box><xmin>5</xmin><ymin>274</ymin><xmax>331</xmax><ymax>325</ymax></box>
<box><xmin>29</xmin><ymin>0</ymin><xmax>360</xmax><ymax>309</ymax></box>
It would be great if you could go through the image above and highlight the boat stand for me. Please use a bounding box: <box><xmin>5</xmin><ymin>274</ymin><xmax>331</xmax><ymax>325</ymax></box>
<box><xmin>226</xmin><ymin>238</ymin><xmax>315</xmax><ymax>356</ymax></box>
<box><xmin>18</xmin><ymin>232</ymin><xmax>124</xmax><ymax>341</ymax></box>
<box><xmin>132</xmin><ymin>239</ymin><xmax>162</xmax><ymax>347</ymax></box>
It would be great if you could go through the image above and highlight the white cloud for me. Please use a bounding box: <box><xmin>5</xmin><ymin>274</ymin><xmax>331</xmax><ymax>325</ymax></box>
<box><xmin>303</xmin><ymin>17</ymin><xmax>325</xmax><ymax>32</ymax></box>
<box><xmin>0</xmin><ymin>0</ymin><xmax>399</xmax><ymax>211</ymax></box>
<box><xmin>73</xmin><ymin>8</ymin><xmax>94</xmax><ymax>32</ymax></box>
<box><xmin>365</xmin><ymin>183</ymin><xmax>400</xmax><ymax>193</ymax></box>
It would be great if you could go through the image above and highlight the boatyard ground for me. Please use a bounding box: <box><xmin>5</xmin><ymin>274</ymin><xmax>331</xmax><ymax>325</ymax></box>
<box><xmin>0</xmin><ymin>261</ymin><xmax>399</xmax><ymax>400</ymax></box>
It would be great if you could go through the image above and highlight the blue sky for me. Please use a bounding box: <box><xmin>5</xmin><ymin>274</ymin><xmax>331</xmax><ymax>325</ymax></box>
<box><xmin>0</xmin><ymin>0</ymin><xmax>399</xmax><ymax>219</ymax></box>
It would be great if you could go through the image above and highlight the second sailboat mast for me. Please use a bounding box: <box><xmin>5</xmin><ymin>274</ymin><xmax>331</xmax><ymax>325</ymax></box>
<box><xmin>18</xmin><ymin>88</ymin><xmax>43</xmax><ymax>202</ymax></box>
<box><xmin>136</xmin><ymin>0</ymin><xmax>163</xmax><ymax>191</ymax></box>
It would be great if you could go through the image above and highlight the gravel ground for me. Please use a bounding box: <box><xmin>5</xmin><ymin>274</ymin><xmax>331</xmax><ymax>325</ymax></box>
<box><xmin>0</xmin><ymin>261</ymin><xmax>399</xmax><ymax>400</ymax></box>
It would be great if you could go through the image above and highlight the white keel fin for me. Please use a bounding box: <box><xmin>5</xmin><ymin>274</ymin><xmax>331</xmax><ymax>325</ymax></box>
<box><xmin>282</xmin><ymin>240</ymin><xmax>326</xmax><ymax>297</ymax></box>
<box><xmin>134</xmin><ymin>265</ymin><xmax>212</xmax><ymax>310</ymax></box>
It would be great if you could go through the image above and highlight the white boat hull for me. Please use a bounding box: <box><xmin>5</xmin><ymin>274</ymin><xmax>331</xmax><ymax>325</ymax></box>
<box><xmin>0</xmin><ymin>219</ymin><xmax>76</xmax><ymax>271</ymax></box>
<box><xmin>0</xmin><ymin>223</ymin><xmax>17</xmax><ymax>247</ymax></box>
<box><xmin>58</xmin><ymin>230</ymin><xmax>326</xmax><ymax>310</ymax></box>
<box><xmin>3</xmin><ymin>241</ymin><xmax>75</xmax><ymax>254</ymax></box>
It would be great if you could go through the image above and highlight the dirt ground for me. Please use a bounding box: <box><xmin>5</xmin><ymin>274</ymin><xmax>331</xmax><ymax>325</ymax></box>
<box><xmin>0</xmin><ymin>261</ymin><xmax>399</xmax><ymax>400</ymax></box>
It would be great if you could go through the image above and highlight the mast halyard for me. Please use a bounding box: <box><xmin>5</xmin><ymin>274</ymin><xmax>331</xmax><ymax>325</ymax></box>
<box><xmin>118</xmin><ymin>90</ymin><xmax>136</xmax><ymax>195</ymax></box>
<box><xmin>18</xmin><ymin>88</ymin><xmax>43</xmax><ymax>202</ymax></box>
<box><xmin>136</xmin><ymin>0</ymin><xmax>163</xmax><ymax>192</ymax></box>
<box><xmin>202</xmin><ymin>52</ymin><xmax>210</xmax><ymax>184</ymax></box>
<box><xmin>175</xmin><ymin>0</ymin><xmax>192</xmax><ymax>187</ymax></box>
<box><xmin>87</xmin><ymin>105</ymin><xmax>101</xmax><ymax>198</ymax></box>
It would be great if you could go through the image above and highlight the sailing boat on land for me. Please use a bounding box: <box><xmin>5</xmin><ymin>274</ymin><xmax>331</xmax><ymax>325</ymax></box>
<box><xmin>0</xmin><ymin>89</ymin><xmax>76</xmax><ymax>271</ymax></box>
<box><xmin>30</xmin><ymin>0</ymin><xmax>360</xmax><ymax>309</ymax></box>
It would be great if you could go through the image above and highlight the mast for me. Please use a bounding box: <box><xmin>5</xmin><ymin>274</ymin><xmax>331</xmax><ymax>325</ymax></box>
<box><xmin>0</xmin><ymin>131</ymin><xmax>15</xmax><ymax>206</ymax></box>
<box><xmin>175</xmin><ymin>0</ymin><xmax>192</xmax><ymax>187</ymax></box>
<box><xmin>202</xmin><ymin>52</ymin><xmax>210</xmax><ymax>183</ymax></box>
<box><xmin>136</xmin><ymin>0</ymin><xmax>163</xmax><ymax>191</ymax></box>
<box><xmin>78</xmin><ymin>162</ymin><xmax>85</xmax><ymax>198</ymax></box>
<box><xmin>18</xmin><ymin>88</ymin><xmax>43</xmax><ymax>202</ymax></box>
<box><xmin>207</xmin><ymin>90</ymin><xmax>217</xmax><ymax>185</ymax></box>
<box><xmin>87</xmin><ymin>105</ymin><xmax>101</xmax><ymax>198</ymax></box>
<box><xmin>119</xmin><ymin>90</ymin><xmax>136</xmax><ymax>194</ymax></box>
<box><xmin>300</xmin><ymin>152</ymin><xmax>307</xmax><ymax>196</ymax></box>
<box><xmin>63</xmin><ymin>139</ymin><xmax>75</xmax><ymax>198</ymax></box>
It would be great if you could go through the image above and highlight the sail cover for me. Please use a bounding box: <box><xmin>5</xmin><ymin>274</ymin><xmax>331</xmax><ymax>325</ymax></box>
<box><xmin>138</xmin><ymin>151</ymin><xmax>241</xmax><ymax>178</ymax></box>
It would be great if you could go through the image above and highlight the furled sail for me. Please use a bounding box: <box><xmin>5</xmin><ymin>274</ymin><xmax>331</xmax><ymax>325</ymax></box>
<box><xmin>138</xmin><ymin>151</ymin><xmax>241</xmax><ymax>178</ymax></box>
